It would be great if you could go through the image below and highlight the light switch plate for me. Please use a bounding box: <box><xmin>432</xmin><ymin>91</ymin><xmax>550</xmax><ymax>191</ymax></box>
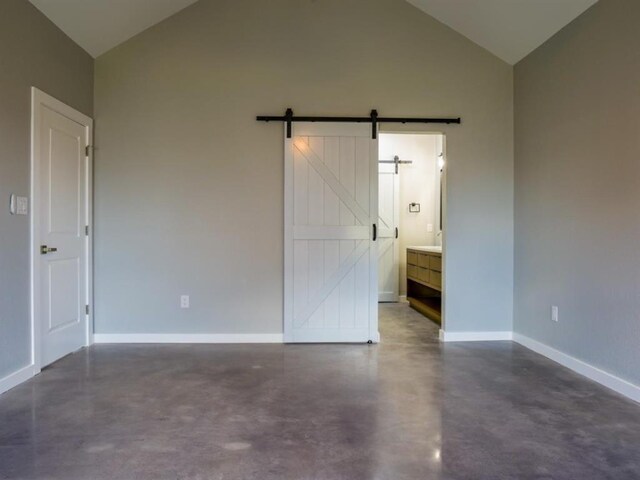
<box><xmin>9</xmin><ymin>194</ymin><xmax>28</xmax><ymax>215</ymax></box>
<box><xmin>17</xmin><ymin>196</ymin><xmax>28</xmax><ymax>215</ymax></box>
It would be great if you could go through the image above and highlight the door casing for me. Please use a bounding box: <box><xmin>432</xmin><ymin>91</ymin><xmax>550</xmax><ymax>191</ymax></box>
<box><xmin>378</xmin><ymin>129</ymin><xmax>447</xmax><ymax>328</ymax></box>
<box><xmin>30</xmin><ymin>87</ymin><xmax>93</xmax><ymax>372</ymax></box>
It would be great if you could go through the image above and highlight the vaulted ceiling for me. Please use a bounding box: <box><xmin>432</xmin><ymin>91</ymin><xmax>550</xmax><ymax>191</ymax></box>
<box><xmin>29</xmin><ymin>0</ymin><xmax>598</xmax><ymax>63</ymax></box>
<box><xmin>406</xmin><ymin>0</ymin><xmax>598</xmax><ymax>64</ymax></box>
<box><xmin>29</xmin><ymin>0</ymin><xmax>199</xmax><ymax>58</ymax></box>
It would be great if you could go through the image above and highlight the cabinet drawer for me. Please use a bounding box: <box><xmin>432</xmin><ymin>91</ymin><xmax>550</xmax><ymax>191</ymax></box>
<box><xmin>418</xmin><ymin>267</ymin><xmax>430</xmax><ymax>283</ymax></box>
<box><xmin>407</xmin><ymin>265</ymin><xmax>418</xmax><ymax>279</ymax></box>
<box><xmin>407</xmin><ymin>251</ymin><xmax>418</xmax><ymax>266</ymax></box>
<box><xmin>418</xmin><ymin>254</ymin><xmax>430</xmax><ymax>268</ymax></box>
<box><xmin>429</xmin><ymin>255</ymin><xmax>442</xmax><ymax>272</ymax></box>
<box><xmin>430</xmin><ymin>270</ymin><xmax>442</xmax><ymax>288</ymax></box>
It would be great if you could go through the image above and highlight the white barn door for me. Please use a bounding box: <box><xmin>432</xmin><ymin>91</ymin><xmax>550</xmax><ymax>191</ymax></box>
<box><xmin>284</xmin><ymin>123</ymin><xmax>378</xmax><ymax>343</ymax></box>
<box><xmin>377</xmin><ymin>162</ymin><xmax>399</xmax><ymax>302</ymax></box>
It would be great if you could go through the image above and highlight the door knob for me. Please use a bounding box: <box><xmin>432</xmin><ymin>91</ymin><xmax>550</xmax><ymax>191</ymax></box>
<box><xmin>40</xmin><ymin>245</ymin><xmax>58</xmax><ymax>255</ymax></box>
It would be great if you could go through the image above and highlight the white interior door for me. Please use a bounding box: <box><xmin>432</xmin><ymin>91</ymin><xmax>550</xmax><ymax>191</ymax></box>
<box><xmin>284</xmin><ymin>123</ymin><xmax>378</xmax><ymax>343</ymax></box>
<box><xmin>32</xmin><ymin>89</ymin><xmax>92</xmax><ymax>368</ymax></box>
<box><xmin>377</xmin><ymin>162</ymin><xmax>399</xmax><ymax>302</ymax></box>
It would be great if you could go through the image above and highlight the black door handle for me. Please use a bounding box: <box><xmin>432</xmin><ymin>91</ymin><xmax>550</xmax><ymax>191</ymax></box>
<box><xmin>372</xmin><ymin>224</ymin><xmax>377</xmax><ymax>241</ymax></box>
<box><xmin>40</xmin><ymin>245</ymin><xmax>58</xmax><ymax>255</ymax></box>
<box><xmin>395</xmin><ymin>227</ymin><xmax>398</xmax><ymax>239</ymax></box>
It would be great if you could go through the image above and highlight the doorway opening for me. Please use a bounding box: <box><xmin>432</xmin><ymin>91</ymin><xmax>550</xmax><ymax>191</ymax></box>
<box><xmin>282</xmin><ymin>122</ymin><xmax>446</xmax><ymax>343</ymax></box>
<box><xmin>377</xmin><ymin>132</ymin><xmax>445</xmax><ymax>331</ymax></box>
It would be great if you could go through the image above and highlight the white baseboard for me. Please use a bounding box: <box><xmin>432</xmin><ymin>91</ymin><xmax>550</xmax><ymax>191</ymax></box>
<box><xmin>0</xmin><ymin>364</ymin><xmax>36</xmax><ymax>396</ymax></box>
<box><xmin>398</xmin><ymin>295</ymin><xmax>408</xmax><ymax>303</ymax></box>
<box><xmin>93</xmin><ymin>333</ymin><xmax>284</xmax><ymax>344</ymax></box>
<box><xmin>513</xmin><ymin>333</ymin><xmax>640</xmax><ymax>404</ymax></box>
<box><xmin>439</xmin><ymin>330</ymin><xmax>513</xmax><ymax>342</ymax></box>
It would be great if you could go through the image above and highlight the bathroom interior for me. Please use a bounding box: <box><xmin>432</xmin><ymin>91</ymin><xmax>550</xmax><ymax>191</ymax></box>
<box><xmin>378</xmin><ymin>132</ymin><xmax>445</xmax><ymax>326</ymax></box>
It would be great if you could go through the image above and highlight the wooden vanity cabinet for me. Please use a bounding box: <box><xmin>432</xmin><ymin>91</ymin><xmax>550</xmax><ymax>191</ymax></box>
<box><xmin>406</xmin><ymin>248</ymin><xmax>442</xmax><ymax>325</ymax></box>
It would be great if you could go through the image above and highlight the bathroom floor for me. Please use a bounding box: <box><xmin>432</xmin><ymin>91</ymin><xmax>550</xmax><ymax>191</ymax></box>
<box><xmin>1</xmin><ymin>303</ymin><xmax>639</xmax><ymax>479</ymax></box>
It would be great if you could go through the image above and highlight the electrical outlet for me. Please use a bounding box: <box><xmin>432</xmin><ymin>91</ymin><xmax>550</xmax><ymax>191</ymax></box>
<box><xmin>181</xmin><ymin>295</ymin><xmax>190</xmax><ymax>309</ymax></box>
<box><xmin>427</xmin><ymin>224</ymin><xmax>434</xmax><ymax>233</ymax></box>
<box><xmin>551</xmin><ymin>305</ymin><xmax>559</xmax><ymax>322</ymax></box>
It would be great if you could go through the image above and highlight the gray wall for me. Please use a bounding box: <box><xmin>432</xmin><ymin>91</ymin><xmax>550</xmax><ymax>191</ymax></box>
<box><xmin>0</xmin><ymin>0</ymin><xmax>94</xmax><ymax>378</ymax></box>
<box><xmin>94</xmin><ymin>0</ymin><xmax>514</xmax><ymax>335</ymax></box>
<box><xmin>515</xmin><ymin>0</ymin><xmax>640</xmax><ymax>383</ymax></box>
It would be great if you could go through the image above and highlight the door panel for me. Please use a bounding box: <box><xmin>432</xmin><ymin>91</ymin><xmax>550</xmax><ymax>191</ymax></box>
<box><xmin>48</xmin><ymin>258</ymin><xmax>80</xmax><ymax>332</ymax></box>
<box><xmin>38</xmin><ymin>105</ymin><xmax>88</xmax><ymax>366</ymax></box>
<box><xmin>49</xmin><ymin>128</ymin><xmax>81</xmax><ymax>234</ymax></box>
<box><xmin>377</xmin><ymin>162</ymin><xmax>399</xmax><ymax>302</ymax></box>
<box><xmin>285</xmin><ymin>123</ymin><xmax>378</xmax><ymax>343</ymax></box>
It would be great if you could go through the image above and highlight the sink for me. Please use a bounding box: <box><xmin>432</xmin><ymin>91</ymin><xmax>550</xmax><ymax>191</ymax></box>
<box><xmin>408</xmin><ymin>245</ymin><xmax>442</xmax><ymax>253</ymax></box>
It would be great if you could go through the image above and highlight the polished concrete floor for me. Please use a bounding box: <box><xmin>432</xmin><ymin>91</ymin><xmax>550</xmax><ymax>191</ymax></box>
<box><xmin>1</xmin><ymin>304</ymin><xmax>640</xmax><ymax>479</ymax></box>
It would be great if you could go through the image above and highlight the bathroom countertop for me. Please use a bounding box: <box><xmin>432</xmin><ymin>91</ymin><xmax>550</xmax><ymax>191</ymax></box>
<box><xmin>407</xmin><ymin>246</ymin><xmax>442</xmax><ymax>254</ymax></box>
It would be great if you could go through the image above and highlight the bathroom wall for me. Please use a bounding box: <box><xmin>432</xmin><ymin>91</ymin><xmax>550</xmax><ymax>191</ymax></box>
<box><xmin>379</xmin><ymin>133</ymin><xmax>440</xmax><ymax>296</ymax></box>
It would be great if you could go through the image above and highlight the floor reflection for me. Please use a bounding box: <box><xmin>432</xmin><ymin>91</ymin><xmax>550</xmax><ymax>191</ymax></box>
<box><xmin>1</xmin><ymin>304</ymin><xmax>639</xmax><ymax>479</ymax></box>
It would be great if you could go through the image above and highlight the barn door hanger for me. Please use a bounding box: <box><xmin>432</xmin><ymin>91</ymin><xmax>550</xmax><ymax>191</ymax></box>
<box><xmin>378</xmin><ymin>155</ymin><xmax>413</xmax><ymax>174</ymax></box>
<box><xmin>256</xmin><ymin>108</ymin><xmax>461</xmax><ymax>139</ymax></box>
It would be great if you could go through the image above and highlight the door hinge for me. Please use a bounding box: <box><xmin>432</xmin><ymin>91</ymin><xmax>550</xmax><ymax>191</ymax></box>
<box><xmin>85</xmin><ymin>304</ymin><xmax>90</xmax><ymax>315</ymax></box>
<box><xmin>85</xmin><ymin>225</ymin><xmax>90</xmax><ymax>236</ymax></box>
<box><xmin>85</xmin><ymin>145</ymin><xmax>92</xmax><ymax>156</ymax></box>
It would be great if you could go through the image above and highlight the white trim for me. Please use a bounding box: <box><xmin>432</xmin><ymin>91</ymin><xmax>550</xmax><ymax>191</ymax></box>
<box><xmin>368</xmin><ymin>124</ymin><xmax>380</xmax><ymax>345</ymax></box>
<box><xmin>439</xmin><ymin>134</ymin><xmax>447</xmax><ymax>331</ymax></box>
<box><xmin>85</xmin><ymin>117</ymin><xmax>94</xmax><ymax>348</ymax></box>
<box><xmin>30</xmin><ymin>87</ymin><xmax>94</xmax><ymax>370</ymax></box>
<box><xmin>513</xmin><ymin>333</ymin><xmax>640</xmax><ymax>404</ymax></box>
<box><xmin>93</xmin><ymin>334</ymin><xmax>284</xmax><ymax>344</ymax></box>
<box><xmin>283</xmin><ymin>124</ymin><xmax>293</xmax><ymax>343</ymax></box>
<box><xmin>439</xmin><ymin>330</ymin><xmax>513</xmax><ymax>342</ymax></box>
<box><xmin>398</xmin><ymin>295</ymin><xmax>408</xmax><ymax>303</ymax></box>
<box><xmin>0</xmin><ymin>364</ymin><xmax>36</xmax><ymax>396</ymax></box>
